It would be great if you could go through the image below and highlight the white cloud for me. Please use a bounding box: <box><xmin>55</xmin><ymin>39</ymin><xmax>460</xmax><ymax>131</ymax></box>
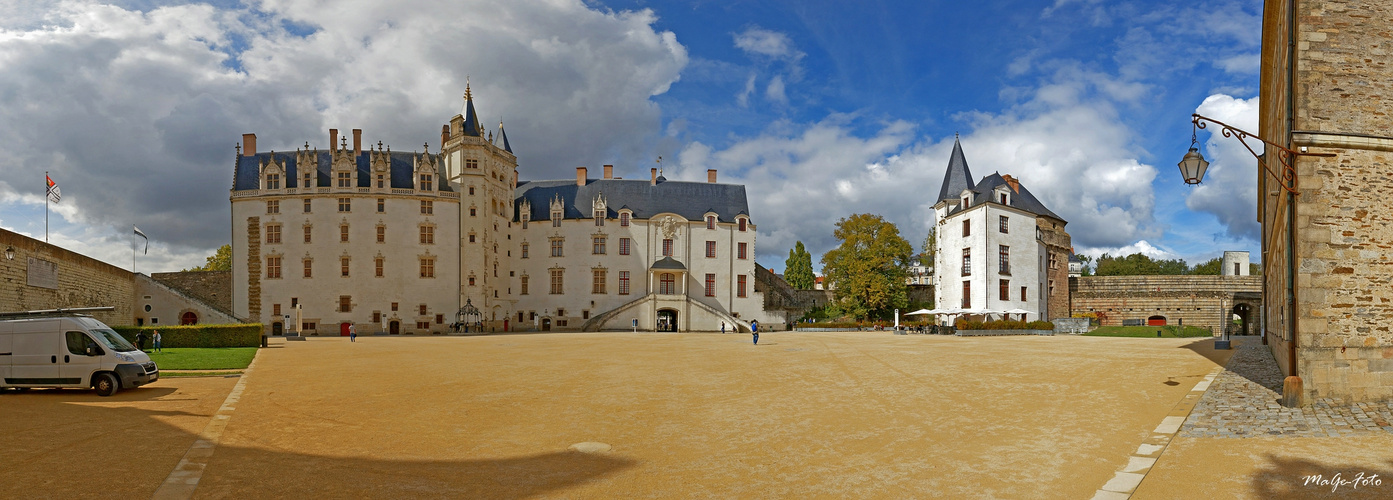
<box><xmin>765</xmin><ymin>75</ymin><xmax>787</xmax><ymax>105</ymax></box>
<box><xmin>0</xmin><ymin>0</ymin><xmax>687</xmax><ymax>271</ymax></box>
<box><xmin>1184</xmin><ymin>93</ymin><xmax>1261</xmax><ymax>241</ymax></box>
<box><xmin>737</xmin><ymin>72</ymin><xmax>756</xmax><ymax>107</ymax></box>
<box><xmin>1217</xmin><ymin>54</ymin><xmax>1259</xmax><ymax>74</ymax></box>
<box><xmin>1076</xmin><ymin>240</ymin><xmax>1180</xmax><ymax>261</ymax></box>
<box><xmin>733</xmin><ymin>27</ymin><xmax>803</xmax><ymax>62</ymax></box>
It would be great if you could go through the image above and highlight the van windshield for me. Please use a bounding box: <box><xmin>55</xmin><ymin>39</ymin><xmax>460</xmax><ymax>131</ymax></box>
<box><xmin>90</xmin><ymin>329</ymin><xmax>138</xmax><ymax>353</ymax></box>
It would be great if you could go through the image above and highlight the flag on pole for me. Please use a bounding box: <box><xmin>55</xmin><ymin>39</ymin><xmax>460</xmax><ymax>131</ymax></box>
<box><xmin>134</xmin><ymin>226</ymin><xmax>148</xmax><ymax>255</ymax></box>
<box><xmin>46</xmin><ymin>175</ymin><xmax>61</xmax><ymax>203</ymax></box>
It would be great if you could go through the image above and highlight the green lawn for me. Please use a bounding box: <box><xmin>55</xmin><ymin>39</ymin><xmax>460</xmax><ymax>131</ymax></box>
<box><xmin>1083</xmin><ymin>325</ymin><xmax>1215</xmax><ymax>338</ymax></box>
<box><xmin>145</xmin><ymin>347</ymin><xmax>258</xmax><ymax>370</ymax></box>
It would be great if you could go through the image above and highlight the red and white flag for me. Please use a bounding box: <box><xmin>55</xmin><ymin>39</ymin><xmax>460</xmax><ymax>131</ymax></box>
<box><xmin>46</xmin><ymin>175</ymin><xmax>61</xmax><ymax>203</ymax></box>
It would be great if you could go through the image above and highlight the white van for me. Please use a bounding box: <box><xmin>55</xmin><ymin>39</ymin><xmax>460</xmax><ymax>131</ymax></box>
<box><xmin>0</xmin><ymin>314</ymin><xmax>158</xmax><ymax>396</ymax></box>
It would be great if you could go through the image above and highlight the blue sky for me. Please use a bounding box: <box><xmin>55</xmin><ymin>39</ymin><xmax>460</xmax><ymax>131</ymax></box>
<box><xmin>0</xmin><ymin>0</ymin><xmax>1262</xmax><ymax>273</ymax></box>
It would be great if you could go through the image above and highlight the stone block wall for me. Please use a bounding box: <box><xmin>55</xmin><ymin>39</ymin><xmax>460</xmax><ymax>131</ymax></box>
<box><xmin>0</xmin><ymin>228</ymin><xmax>134</xmax><ymax>326</ymax></box>
<box><xmin>1070</xmin><ymin>276</ymin><xmax>1261</xmax><ymax>333</ymax></box>
<box><xmin>151</xmin><ymin>271</ymin><xmax>233</xmax><ymax>315</ymax></box>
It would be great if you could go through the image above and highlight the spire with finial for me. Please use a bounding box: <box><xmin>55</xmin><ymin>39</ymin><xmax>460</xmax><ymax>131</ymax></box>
<box><xmin>461</xmin><ymin>77</ymin><xmax>481</xmax><ymax>137</ymax></box>
<box><xmin>937</xmin><ymin>134</ymin><xmax>976</xmax><ymax>203</ymax></box>
<box><xmin>498</xmin><ymin>118</ymin><xmax>513</xmax><ymax>153</ymax></box>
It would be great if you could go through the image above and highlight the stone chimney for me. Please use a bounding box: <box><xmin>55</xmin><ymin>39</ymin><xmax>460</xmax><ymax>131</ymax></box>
<box><xmin>441</xmin><ymin>124</ymin><xmax>449</xmax><ymax>148</ymax></box>
<box><xmin>603</xmin><ymin>164</ymin><xmax>613</xmax><ymax>179</ymax></box>
<box><xmin>242</xmin><ymin>133</ymin><xmax>256</xmax><ymax>156</ymax></box>
<box><xmin>707</xmin><ymin>169</ymin><xmax>717</xmax><ymax>183</ymax></box>
<box><xmin>576</xmin><ymin>167</ymin><xmax>587</xmax><ymax>186</ymax></box>
<box><xmin>650</xmin><ymin>168</ymin><xmax>658</xmax><ymax>186</ymax></box>
<box><xmin>353</xmin><ymin>129</ymin><xmax>362</xmax><ymax>156</ymax></box>
<box><xmin>329</xmin><ymin>129</ymin><xmax>338</xmax><ymax>154</ymax></box>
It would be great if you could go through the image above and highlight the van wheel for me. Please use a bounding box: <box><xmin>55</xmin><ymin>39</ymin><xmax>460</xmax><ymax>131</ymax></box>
<box><xmin>93</xmin><ymin>373</ymin><xmax>120</xmax><ymax>397</ymax></box>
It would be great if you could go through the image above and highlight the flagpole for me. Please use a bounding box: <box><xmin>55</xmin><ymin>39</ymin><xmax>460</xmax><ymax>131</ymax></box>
<box><xmin>44</xmin><ymin>171</ymin><xmax>49</xmax><ymax>243</ymax></box>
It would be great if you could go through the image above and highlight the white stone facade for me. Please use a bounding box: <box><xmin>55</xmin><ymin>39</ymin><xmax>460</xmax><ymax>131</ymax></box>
<box><xmin>934</xmin><ymin>194</ymin><xmax>1047</xmax><ymax>319</ymax></box>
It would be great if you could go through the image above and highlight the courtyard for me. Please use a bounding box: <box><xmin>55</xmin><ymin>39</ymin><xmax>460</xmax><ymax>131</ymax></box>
<box><xmin>3</xmin><ymin>332</ymin><xmax>1390</xmax><ymax>498</ymax></box>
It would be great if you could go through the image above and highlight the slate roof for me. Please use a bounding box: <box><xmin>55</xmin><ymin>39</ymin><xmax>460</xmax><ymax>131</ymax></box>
<box><xmin>952</xmin><ymin>172</ymin><xmax>1064</xmax><ymax>222</ymax></box>
<box><xmin>936</xmin><ymin>137</ymin><xmax>975</xmax><ymax>203</ymax></box>
<box><xmin>232</xmin><ymin>151</ymin><xmax>451</xmax><ymax>192</ymax></box>
<box><xmin>650</xmin><ymin>257</ymin><xmax>687</xmax><ymax>270</ymax></box>
<box><xmin>514</xmin><ymin>178</ymin><xmax>750</xmax><ymax>222</ymax></box>
<box><xmin>499</xmin><ymin>123</ymin><xmax>513</xmax><ymax>153</ymax></box>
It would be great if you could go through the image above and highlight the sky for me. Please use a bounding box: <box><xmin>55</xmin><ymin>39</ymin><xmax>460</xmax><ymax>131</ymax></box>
<box><xmin>0</xmin><ymin>0</ymin><xmax>1263</xmax><ymax>274</ymax></box>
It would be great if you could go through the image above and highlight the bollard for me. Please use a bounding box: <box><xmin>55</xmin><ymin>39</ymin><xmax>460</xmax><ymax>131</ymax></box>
<box><xmin>1281</xmin><ymin>376</ymin><xmax>1303</xmax><ymax>407</ymax></box>
<box><xmin>261</xmin><ymin>335</ymin><xmax>268</xmax><ymax>348</ymax></box>
<box><xmin>1157</xmin><ymin>330</ymin><xmax>1162</xmax><ymax>337</ymax></box>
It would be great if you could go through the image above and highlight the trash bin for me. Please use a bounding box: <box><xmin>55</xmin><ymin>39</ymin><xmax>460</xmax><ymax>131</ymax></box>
<box><xmin>261</xmin><ymin>335</ymin><xmax>269</xmax><ymax>348</ymax></box>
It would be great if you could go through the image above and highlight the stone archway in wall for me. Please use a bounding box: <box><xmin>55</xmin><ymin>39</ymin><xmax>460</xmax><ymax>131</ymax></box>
<box><xmin>1147</xmin><ymin>315</ymin><xmax>1167</xmax><ymax>326</ymax></box>
<box><xmin>1232</xmin><ymin>303</ymin><xmax>1252</xmax><ymax>336</ymax></box>
<box><xmin>1230</xmin><ymin>291</ymin><xmax>1262</xmax><ymax>336</ymax></box>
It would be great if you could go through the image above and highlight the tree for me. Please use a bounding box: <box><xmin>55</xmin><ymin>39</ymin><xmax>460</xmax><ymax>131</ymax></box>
<box><xmin>1190</xmin><ymin>257</ymin><xmax>1223</xmax><ymax>275</ymax></box>
<box><xmin>1094</xmin><ymin>252</ymin><xmax>1189</xmax><ymax>276</ymax></box>
<box><xmin>784</xmin><ymin>241</ymin><xmax>816</xmax><ymax>289</ymax></box>
<box><xmin>1250</xmin><ymin>262</ymin><xmax>1262</xmax><ymax>275</ymax></box>
<box><xmin>820</xmin><ymin>214</ymin><xmax>914</xmax><ymax>320</ymax></box>
<box><xmin>1076</xmin><ymin>254</ymin><xmax>1094</xmax><ymax>276</ymax></box>
<box><xmin>919</xmin><ymin>226</ymin><xmax>936</xmax><ymax>267</ymax></box>
<box><xmin>185</xmin><ymin>244</ymin><xmax>231</xmax><ymax>272</ymax></box>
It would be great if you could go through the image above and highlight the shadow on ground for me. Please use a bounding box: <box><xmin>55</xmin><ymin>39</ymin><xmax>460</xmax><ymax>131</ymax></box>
<box><xmin>0</xmin><ymin>389</ymin><xmax>636</xmax><ymax>498</ymax></box>
<box><xmin>1251</xmin><ymin>454</ymin><xmax>1393</xmax><ymax>499</ymax></box>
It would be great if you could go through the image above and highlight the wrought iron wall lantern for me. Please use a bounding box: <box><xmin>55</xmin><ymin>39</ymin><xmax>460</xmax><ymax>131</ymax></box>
<box><xmin>1180</xmin><ymin>113</ymin><xmax>1335</xmax><ymax>192</ymax></box>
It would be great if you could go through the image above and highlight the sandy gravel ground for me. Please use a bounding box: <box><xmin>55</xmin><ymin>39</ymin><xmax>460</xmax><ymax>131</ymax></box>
<box><xmin>0</xmin><ymin>376</ymin><xmax>237</xmax><ymax>498</ymax></box>
<box><xmin>181</xmin><ymin>332</ymin><xmax>1235</xmax><ymax>498</ymax></box>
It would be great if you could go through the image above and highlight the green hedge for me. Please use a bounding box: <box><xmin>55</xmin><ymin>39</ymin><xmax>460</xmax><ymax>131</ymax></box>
<box><xmin>954</xmin><ymin>320</ymin><xmax>1055</xmax><ymax>331</ymax></box>
<box><xmin>112</xmin><ymin>324</ymin><xmax>262</xmax><ymax>348</ymax></box>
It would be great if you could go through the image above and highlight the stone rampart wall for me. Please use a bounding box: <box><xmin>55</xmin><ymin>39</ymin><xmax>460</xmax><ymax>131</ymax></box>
<box><xmin>1070</xmin><ymin>276</ymin><xmax>1262</xmax><ymax>333</ymax></box>
<box><xmin>0</xmin><ymin>228</ymin><xmax>134</xmax><ymax>326</ymax></box>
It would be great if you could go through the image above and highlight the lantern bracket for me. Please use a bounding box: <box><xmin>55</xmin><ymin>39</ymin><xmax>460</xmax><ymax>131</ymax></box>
<box><xmin>1191</xmin><ymin>113</ymin><xmax>1332</xmax><ymax>195</ymax></box>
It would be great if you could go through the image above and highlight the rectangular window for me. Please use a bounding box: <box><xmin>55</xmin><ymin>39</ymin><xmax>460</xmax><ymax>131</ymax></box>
<box><xmin>592</xmin><ymin>269</ymin><xmax>606</xmax><ymax>294</ymax></box>
<box><xmin>619</xmin><ymin>238</ymin><xmax>631</xmax><ymax>255</ymax></box>
<box><xmin>337</xmin><ymin>172</ymin><xmax>351</xmax><ymax>188</ymax></box>
<box><xmin>707</xmin><ymin>216</ymin><xmax>716</xmax><ymax>229</ymax></box>
<box><xmin>341</xmin><ymin>225</ymin><xmax>350</xmax><ymax>242</ymax></box>
<box><xmin>377</xmin><ymin>226</ymin><xmax>385</xmax><ymax>243</ymax></box>
<box><xmin>1234</xmin><ymin>262</ymin><xmax>1241</xmax><ymax>275</ymax></box>
<box><xmin>303</xmin><ymin>225</ymin><xmax>312</xmax><ymax>243</ymax></box>
<box><xmin>999</xmin><ymin>245</ymin><xmax>1010</xmax><ymax>275</ymax></box>
<box><xmin>593</xmin><ymin>236</ymin><xmax>606</xmax><ymax>255</ymax></box>
<box><xmin>738</xmin><ymin>242</ymin><xmax>748</xmax><ymax>260</ymax></box>
<box><xmin>466</xmin><ymin>158</ymin><xmax>478</xmax><ymax>169</ymax></box>
<box><xmin>266</xmin><ymin>256</ymin><xmax>281</xmax><ymax>279</ymax></box>
<box><xmin>520</xmin><ymin>275</ymin><xmax>529</xmax><ymax>295</ymax></box>
<box><xmin>265</xmin><ymin>174</ymin><xmax>280</xmax><ymax>190</ymax></box>
<box><xmin>338</xmin><ymin>197</ymin><xmax>351</xmax><ymax>212</ymax></box>
<box><xmin>267</xmin><ymin>200</ymin><xmax>279</xmax><ymax>214</ymax></box>
<box><xmin>521</xmin><ymin>243</ymin><xmax>529</xmax><ymax>259</ymax></box>
<box><xmin>273</xmin><ymin>303</ymin><xmax>281</xmax><ymax>316</ymax></box>
<box><xmin>420</xmin><ymin>257</ymin><xmax>435</xmax><ymax>278</ymax></box>
<box><xmin>662</xmin><ymin>239</ymin><xmax>673</xmax><ymax>257</ymax></box>
<box><xmin>339</xmin><ymin>295</ymin><xmax>351</xmax><ymax>312</ymax></box>
<box><xmin>376</xmin><ymin>174</ymin><xmax>384</xmax><ymax>189</ymax></box>
<box><xmin>391</xmin><ymin>302</ymin><xmax>398</xmax><ymax>311</ymax></box>
<box><xmin>619</xmin><ymin>271</ymin><xmax>630</xmax><ymax>295</ymax></box>
<box><xmin>470</xmin><ymin>207</ymin><xmax>477</xmax><ymax>217</ymax></box>
<box><xmin>737</xmin><ymin>275</ymin><xmax>747</xmax><ymax>297</ymax></box>
<box><xmin>1000</xmin><ymin>279</ymin><xmax>1010</xmax><ymax>301</ymax></box>
<box><xmin>550</xmin><ymin>269</ymin><xmax>564</xmax><ymax>294</ymax></box>
<box><xmin>372</xmin><ymin>312</ymin><xmax>381</xmax><ymax>323</ymax></box>
<box><xmin>962</xmin><ymin>282</ymin><xmax>971</xmax><ymax>308</ymax></box>
<box><xmin>420</xmin><ymin>226</ymin><xmax>434</xmax><ymax>245</ymax></box>
<box><xmin>265</xmin><ymin>224</ymin><xmax>281</xmax><ymax>244</ymax></box>
<box><xmin>551</xmin><ymin>239</ymin><xmax>564</xmax><ymax>257</ymax></box>
<box><xmin>1000</xmin><ymin>193</ymin><xmax>1008</xmax><ymax>205</ymax></box>
<box><xmin>304</xmin><ymin>172</ymin><xmax>314</xmax><ymax>189</ymax></box>
<box><xmin>962</xmin><ymin>248</ymin><xmax>971</xmax><ymax>276</ymax></box>
<box><xmin>705</xmin><ymin>273</ymin><xmax>716</xmax><ymax>297</ymax></box>
<box><xmin>419</xmin><ymin>174</ymin><xmax>433</xmax><ymax>191</ymax></box>
<box><xmin>552</xmin><ymin>214</ymin><xmax>562</xmax><ymax>227</ymax></box>
<box><xmin>738</xmin><ymin>218</ymin><xmax>747</xmax><ymax>231</ymax></box>
<box><xmin>303</xmin><ymin>259</ymin><xmax>312</xmax><ymax>278</ymax></box>
<box><xmin>339</xmin><ymin>256</ymin><xmax>351</xmax><ymax>277</ymax></box>
<box><xmin>375</xmin><ymin>257</ymin><xmax>384</xmax><ymax>277</ymax></box>
<box><xmin>1021</xmin><ymin>286</ymin><xmax>1027</xmax><ymax>302</ymax></box>
<box><xmin>377</xmin><ymin>198</ymin><xmax>385</xmax><ymax>213</ymax></box>
<box><xmin>706</xmin><ymin>241</ymin><xmax>716</xmax><ymax>258</ymax></box>
<box><xmin>303</xmin><ymin>198</ymin><xmax>312</xmax><ymax>213</ymax></box>
<box><xmin>419</xmin><ymin>304</ymin><xmax>428</xmax><ymax>315</ymax></box>
<box><xmin>659</xmin><ymin>273</ymin><xmax>676</xmax><ymax>295</ymax></box>
<box><xmin>595</xmin><ymin>214</ymin><xmax>604</xmax><ymax>226</ymax></box>
<box><xmin>436</xmin><ymin>314</ymin><xmax>444</xmax><ymax>325</ymax></box>
<box><xmin>421</xmin><ymin>200</ymin><xmax>433</xmax><ymax>215</ymax></box>
<box><xmin>962</xmin><ymin>219</ymin><xmax>970</xmax><ymax>237</ymax></box>
<box><xmin>620</xmin><ymin>212</ymin><xmax>629</xmax><ymax>226</ymax></box>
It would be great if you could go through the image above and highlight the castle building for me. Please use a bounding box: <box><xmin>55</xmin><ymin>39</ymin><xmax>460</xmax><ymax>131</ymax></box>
<box><xmin>932</xmin><ymin>138</ymin><xmax>1071</xmax><ymax>321</ymax></box>
<box><xmin>230</xmin><ymin>87</ymin><xmax>780</xmax><ymax>335</ymax></box>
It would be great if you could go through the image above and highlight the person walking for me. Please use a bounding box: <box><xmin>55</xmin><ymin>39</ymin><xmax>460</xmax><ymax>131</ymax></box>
<box><xmin>349</xmin><ymin>323</ymin><xmax>357</xmax><ymax>342</ymax></box>
<box><xmin>135</xmin><ymin>330</ymin><xmax>147</xmax><ymax>352</ymax></box>
<box><xmin>152</xmin><ymin>330</ymin><xmax>162</xmax><ymax>353</ymax></box>
<box><xmin>721</xmin><ymin>322</ymin><xmax>726</xmax><ymax>334</ymax></box>
<box><xmin>751</xmin><ymin>320</ymin><xmax>759</xmax><ymax>345</ymax></box>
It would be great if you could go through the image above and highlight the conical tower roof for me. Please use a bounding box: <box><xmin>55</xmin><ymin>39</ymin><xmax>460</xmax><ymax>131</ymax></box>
<box><xmin>462</xmin><ymin>83</ymin><xmax>481</xmax><ymax>137</ymax></box>
<box><xmin>936</xmin><ymin>136</ymin><xmax>976</xmax><ymax>203</ymax></box>
<box><xmin>499</xmin><ymin>119</ymin><xmax>513</xmax><ymax>153</ymax></box>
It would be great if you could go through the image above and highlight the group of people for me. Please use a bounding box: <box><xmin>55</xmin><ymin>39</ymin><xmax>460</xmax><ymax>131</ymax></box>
<box><xmin>132</xmin><ymin>330</ymin><xmax>162</xmax><ymax>352</ymax></box>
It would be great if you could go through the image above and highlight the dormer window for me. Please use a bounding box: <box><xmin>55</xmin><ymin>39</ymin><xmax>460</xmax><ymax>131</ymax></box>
<box><xmin>304</xmin><ymin>171</ymin><xmax>314</xmax><ymax>188</ymax></box>
<box><xmin>337</xmin><ymin>172</ymin><xmax>352</xmax><ymax>188</ymax></box>
<box><xmin>265</xmin><ymin>173</ymin><xmax>281</xmax><ymax>190</ymax></box>
<box><xmin>738</xmin><ymin>217</ymin><xmax>747</xmax><ymax>232</ymax></box>
<box><xmin>999</xmin><ymin>192</ymin><xmax>1008</xmax><ymax>205</ymax></box>
<box><xmin>620</xmin><ymin>212</ymin><xmax>630</xmax><ymax>227</ymax></box>
<box><xmin>552</xmin><ymin>209</ymin><xmax>562</xmax><ymax>227</ymax></box>
<box><xmin>962</xmin><ymin>196</ymin><xmax>970</xmax><ymax>208</ymax></box>
<box><xmin>707</xmin><ymin>215</ymin><xmax>716</xmax><ymax>229</ymax></box>
<box><xmin>419</xmin><ymin>174</ymin><xmax>433</xmax><ymax>191</ymax></box>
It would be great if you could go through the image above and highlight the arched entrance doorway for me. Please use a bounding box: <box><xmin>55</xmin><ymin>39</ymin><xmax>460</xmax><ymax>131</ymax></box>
<box><xmin>272</xmin><ymin>322</ymin><xmax>284</xmax><ymax>335</ymax></box>
<box><xmin>1232</xmin><ymin>303</ymin><xmax>1252</xmax><ymax>335</ymax></box>
<box><xmin>180</xmin><ymin>311</ymin><xmax>198</xmax><ymax>325</ymax></box>
<box><xmin>541</xmin><ymin>318</ymin><xmax>551</xmax><ymax>331</ymax></box>
<box><xmin>657</xmin><ymin>309</ymin><xmax>678</xmax><ymax>332</ymax></box>
<box><xmin>389</xmin><ymin>320</ymin><xmax>400</xmax><ymax>335</ymax></box>
<box><xmin>1147</xmin><ymin>315</ymin><xmax>1166</xmax><ymax>326</ymax></box>
<box><xmin>339</xmin><ymin>322</ymin><xmax>351</xmax><ymax>336</ymax></box>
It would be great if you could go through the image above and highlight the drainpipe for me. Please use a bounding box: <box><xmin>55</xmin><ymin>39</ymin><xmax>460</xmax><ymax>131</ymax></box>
<box><xmin>1286</xmin><ymin>0</ymin><xmax>1299</xmax><ymax>377</ymax></box>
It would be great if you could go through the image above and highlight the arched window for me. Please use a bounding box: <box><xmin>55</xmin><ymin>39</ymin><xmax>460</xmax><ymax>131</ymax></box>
<box><xmin>180</xmin><ymin>311</ymin><xmax>199</xmax><ymax>325</ymax></box>
<box><xmin>659</xmin><ymin>273</ymin><xmax>676</xmax><ymax>295</ymax></box>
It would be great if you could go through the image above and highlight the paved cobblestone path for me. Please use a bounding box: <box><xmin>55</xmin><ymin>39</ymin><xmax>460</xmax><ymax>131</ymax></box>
<box><xmin>1180</xmin><ymin>337</ymin><xmax>1393</xmax><ymax>438</ymax></box>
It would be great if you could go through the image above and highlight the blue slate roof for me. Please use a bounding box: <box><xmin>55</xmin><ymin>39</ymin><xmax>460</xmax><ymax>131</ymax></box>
<box><xmin>232</xmin><ymin>151</ymin><xmax>450</xmax><ymax>192</ymax></box>
<box><xmin>514</xmin><ymin>178</ymin><xmax>750</xmax><ymax>223</ymax></box>
<box><xmin>937</xmin><ymin>137</ymin><xmax>976</xmax><ymax>203</ymax></box>
<box><xmin>951</xmin><ymin>172</ymin><xmax>1064</xmax><ymax>222</ymax></box>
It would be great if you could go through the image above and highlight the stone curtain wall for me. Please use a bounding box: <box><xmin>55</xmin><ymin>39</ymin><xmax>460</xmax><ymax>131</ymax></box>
<box><xmin>0</xmin><ymin>228</ymin><xmax>135</xmax><ymax>326</ymax></box>
<box><xmin>151</xmin><ymin>271</ymin><xmax>233</xmax><ymax>315</ymax></box>
<box><xmin>1069</xmin><ymin>276</ymin><xmax>1261</xmax><ymax>333</ymax></box>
